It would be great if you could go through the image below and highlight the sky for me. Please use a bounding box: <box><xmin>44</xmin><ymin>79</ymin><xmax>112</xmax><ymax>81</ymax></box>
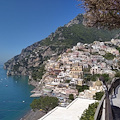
<box><xmin>0</xmin><ymin>0</ymin><xmax>83</xmax><ymax>65</ymax></box>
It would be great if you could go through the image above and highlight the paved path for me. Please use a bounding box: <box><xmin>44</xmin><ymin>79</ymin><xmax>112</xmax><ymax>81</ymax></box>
<box><xmin>111</xmin><ymin>86</ymin><xmax>120</xmax><ymax>120</ymax></box>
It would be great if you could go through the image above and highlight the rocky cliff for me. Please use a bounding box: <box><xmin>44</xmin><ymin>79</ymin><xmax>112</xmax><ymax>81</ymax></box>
<box><xmin>4</xmin><ymin>45</ymin><xmax>58</xmax><ymax>76</ymax></box>
<box><xmin>4</xmin><ymin>14</ymin><xmax>120</xmax><ymax>78</ymax></box>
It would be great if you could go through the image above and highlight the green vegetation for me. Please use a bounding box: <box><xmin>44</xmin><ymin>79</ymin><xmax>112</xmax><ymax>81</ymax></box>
<box><xmin>40</xmin><ymin>14</ymin><xmax>120</xmax><ymax>48</ymax></box>
<box><xmin>80</xmin><ymin>102</ymin><xmax>99</xmax><ymax>120</ymax></box>
<box><xmin>90</xmin><ymin>74</ymin><xmax>109</xmax><ymax>82</ymax></box>
<box><xmin>13</xmin><ymin>63</ymin><xmax>21</xmax><ymax>71</ymax></box>
<box><xmin>32</xmin><ymin>64</ymin><xmax>46</xmax><ymax>81</ymax></box>
<box><xmin>30</xmin><ymin>96</ymin><xmax>59</xmax><ymax>113</ymax></box>
<box><xmin>84</xmin><ymin>73</ymin><xmax>91</xmax><ymax>81</ymax></box>
<box><xmin>69</xmin><ymin>94</ymin><xmax>74</xmax><ymax>101</ymax></box>
<box><xmin>90</xmin><ymin>52</ymin><xmax>99</xmax><ymax>55</ymax></box>
<box><xmin>115</xmin><ymin>71</ymin><xmax>120</xmax><ymax>77</ymax></box>
<box><xmin>101</xmin><ymin>74</ymin><xmax>110</xmax><ymax>82</ymax></box>
<box><xmin>65</xmin><ymin>80</ymin><xmax>70</xmax><ymax>83</ymax></box>
<box><xmin>76</xmin><ymin>85</ymin><xmax>89</xmax><ymax>92</ymax></box>
<box><xmin>83</xmin><ymin>66</ymin><xmax>91</xmax><ymax>73</ymax></box>
<box><xmin>21</xmin><ymin>59</ymin><xmax>28</xmax><ymax>66</ymax></box>
<box><xmin>5</xmin><ymin>14</ymin><xmax>120</xmax><ymax>77</ymax></box>
<box><xmin>93</xmin><ymin>91</ymin><xmax>104</xmax><ymax>100</ymax></box>
<box><xmin>43</xmin><ymin>56</ymin><xmax>50</xmax><ymax>61</ymax></box>
<box><xmin>78</xmin><ymin>49</ymin><xmax>84</xmax><ymax>51</ymax></box>
<box><xmin>116</xmin><ymin>47</ymin><xmax>120</xmax><ymax>53</ymax></box>
<box><xmin>103</xmin><ymin>53</ymin><xmax>115</xmax><ymax>60</ymax></box>
<box><xmin>90</xmin><ymin>74</ymin><xmax>100</xmax><ymax>81</ymax></box>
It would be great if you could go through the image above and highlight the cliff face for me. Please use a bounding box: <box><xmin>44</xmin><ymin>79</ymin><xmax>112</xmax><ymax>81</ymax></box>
<box><xmin>4</xmin><ymin>14</ymin><xmax>120</xmax><ymax>76</ymax></box>
<box><xmin>4</xmin><ymin>44</ymin><xmax>56</xmax><ymax>75</ymax></box>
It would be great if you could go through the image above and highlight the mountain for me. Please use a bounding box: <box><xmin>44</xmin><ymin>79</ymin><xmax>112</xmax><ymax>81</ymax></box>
<box><xmin>4</xmin><ymin>14</ymin><xmax>120</xmax><ymax>80</ymax></box>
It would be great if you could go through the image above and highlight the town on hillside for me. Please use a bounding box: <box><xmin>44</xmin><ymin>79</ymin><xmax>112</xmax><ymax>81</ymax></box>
<box><xmin>30</xmin><ymin>38</ymin><xmax>120</xmax><ymax>107</ymax></box>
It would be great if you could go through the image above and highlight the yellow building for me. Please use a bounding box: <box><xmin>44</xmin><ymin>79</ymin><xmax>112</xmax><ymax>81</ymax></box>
<box><xmin>77</xmin><ymin>79</ymin><xmax>83</xmax><ymax>86</ymax></box>
<box><xmin>89</xmin><ymin>80</ymin><xmax>103</xmax><ymax>95</ymax></box>
<box><xmin>70</xmin><ymin>64</ymin><xmax>83</xmax><ymax>78</ymax></box>
<box><xmin>79</xmin><ymin>80</ymin><xmax>103</xmax><ymax>99</ymax></box>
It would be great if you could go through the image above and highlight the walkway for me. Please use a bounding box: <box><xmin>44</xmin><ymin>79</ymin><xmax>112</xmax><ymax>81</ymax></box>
<box><xmin>111</xmin><ymin>86</ymin><xmax>120</xmax><ymax>120</ymax></box>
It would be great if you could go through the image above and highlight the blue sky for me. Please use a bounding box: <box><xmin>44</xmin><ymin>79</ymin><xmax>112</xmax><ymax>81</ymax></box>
<box><xmin>0</xmin><ymin>0</ymin><xmax>83</xmax><ymax>64</ymax></box>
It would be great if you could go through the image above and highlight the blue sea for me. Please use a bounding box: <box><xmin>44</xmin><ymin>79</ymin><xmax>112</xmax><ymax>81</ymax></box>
<box><xmin>0</xmin><ymin>65</ymin><xmax>35</xmax><ymax>120</ymax></box>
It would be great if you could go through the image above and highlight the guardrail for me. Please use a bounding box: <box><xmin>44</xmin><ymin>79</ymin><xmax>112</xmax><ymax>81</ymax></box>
<box><xmin>94</xmin><ymin>78</ymin><xmax>120</xmax><ymax>120</ymax></box>
<box><xmin>94</xmin><ymin>91</ymin><xmax>113</xmax><ymax>120</ymax></box>
<box><xmin>105</xmin><ymin>90</ymin><xmax>113</xmax><ymax>120</ymax></box>
<box><xmin>94</xmin><ymin>94</ymin><xmax>105</xmax><ymax>120</ymax></box>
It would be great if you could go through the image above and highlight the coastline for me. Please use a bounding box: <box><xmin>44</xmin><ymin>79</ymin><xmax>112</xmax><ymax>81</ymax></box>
<box><xmin>20</xmin><ymin>79</ymin><xmax>45</xmax><ymax>120</ymax></box>
<box><xmin>20</xmin><ymin>110</ymin><xmax>45</xmax><ymax>120</ymax></box>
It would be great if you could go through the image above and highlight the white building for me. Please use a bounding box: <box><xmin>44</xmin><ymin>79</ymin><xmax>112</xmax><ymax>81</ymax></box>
<box><xmin>38</xmin><ymin>98</ymin><xmax>96</xmax><ymax>120</ymax></box>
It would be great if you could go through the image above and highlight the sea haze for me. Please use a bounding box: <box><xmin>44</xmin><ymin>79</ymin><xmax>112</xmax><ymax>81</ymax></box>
<box><xmin>0</xmin><ymin>65</ymin><xmax>34</xmax><ymax>120</ymax></box>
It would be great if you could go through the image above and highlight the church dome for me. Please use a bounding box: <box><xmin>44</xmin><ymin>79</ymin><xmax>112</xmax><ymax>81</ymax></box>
<box><xmin>95</xmin><ymin>80</ymin><xmax>102</xmax><ymax>86</ymax></box>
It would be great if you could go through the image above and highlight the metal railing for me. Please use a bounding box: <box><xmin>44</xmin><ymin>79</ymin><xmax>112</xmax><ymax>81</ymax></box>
<box><xmin>105</xmin><ymin>90</ymin><xmax>113</xmax><ymax>120</ymax></box>
<box><xmin>94</xmin><ymin>94</ymin><xmax>105</xmax><ymax>120</ymax></box>
<box><xmin>94</xmin><ymin>78</ymin><xmax>120</xmax><ymax>120</ymax></box>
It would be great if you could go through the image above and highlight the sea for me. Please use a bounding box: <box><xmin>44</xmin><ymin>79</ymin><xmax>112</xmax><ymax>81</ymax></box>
<box><xmin>0</xmin><ymin>65</ymin><xmax>35</xmax><ymax>120</ymax></box>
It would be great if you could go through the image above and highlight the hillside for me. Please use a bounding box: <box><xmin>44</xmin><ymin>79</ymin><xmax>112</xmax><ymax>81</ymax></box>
<box><xmin>4</xmin><ymin>14</ymin><xmax>120</xmax><ymax>80</ymax></box>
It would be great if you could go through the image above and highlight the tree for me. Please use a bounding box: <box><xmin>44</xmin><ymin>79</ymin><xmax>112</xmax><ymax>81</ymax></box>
<box><xmin>78</xmin><ymin>0</ymin><xmax>120</xmax><ymax>29</ymax></box>
<box><xmin>100</xmin><ymin>74</ymin><xmax>110</xmax><ymax>82</ymax></box>
<box><xmin>115</xmin><ymin>71</ymin><xmax>120</xmax><ymax>77</ymax></box>
<box><xmin>30</xmin><ymin>96</ymin><xmax>59</xmax><ymax>113</ymax></box>
<box><xmin>69</xmin><ymin>94</ymin><xmax>74</xmax><ymax>101</ymax></box>
<box><xmin>91</xmin><ymin>74</ymin><xmax>100</xmax><ymax>81</ymax></box>
<box><xmin>76</xmin><ymin>85</ymin><xmax>89</xmax><ymax>92</ymax></box>
<box><xmin>32</xmin><ymin>64</ymin><xmax>46</xmax><ymax>81</ymax></box>
<box><xmin>103</xmin><ymin>53</ymin><xmax>115</xmax><ymax>60</ymax></box>
<box><xmin>93</xmin><ymin>91</ymin><xmax>104</xmax><ymax>100</ymax></box>
<box><xmin>80</xmin><ymin>102</ymin><xmax>99</xmax><ymax>120</ymax></box>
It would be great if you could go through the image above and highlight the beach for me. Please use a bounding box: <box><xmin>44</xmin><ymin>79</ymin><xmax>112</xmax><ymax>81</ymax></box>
<box><xmin>21</xmin><ymin>110</ymin><xmax>45</xmax><ymax>120</ymax></box>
